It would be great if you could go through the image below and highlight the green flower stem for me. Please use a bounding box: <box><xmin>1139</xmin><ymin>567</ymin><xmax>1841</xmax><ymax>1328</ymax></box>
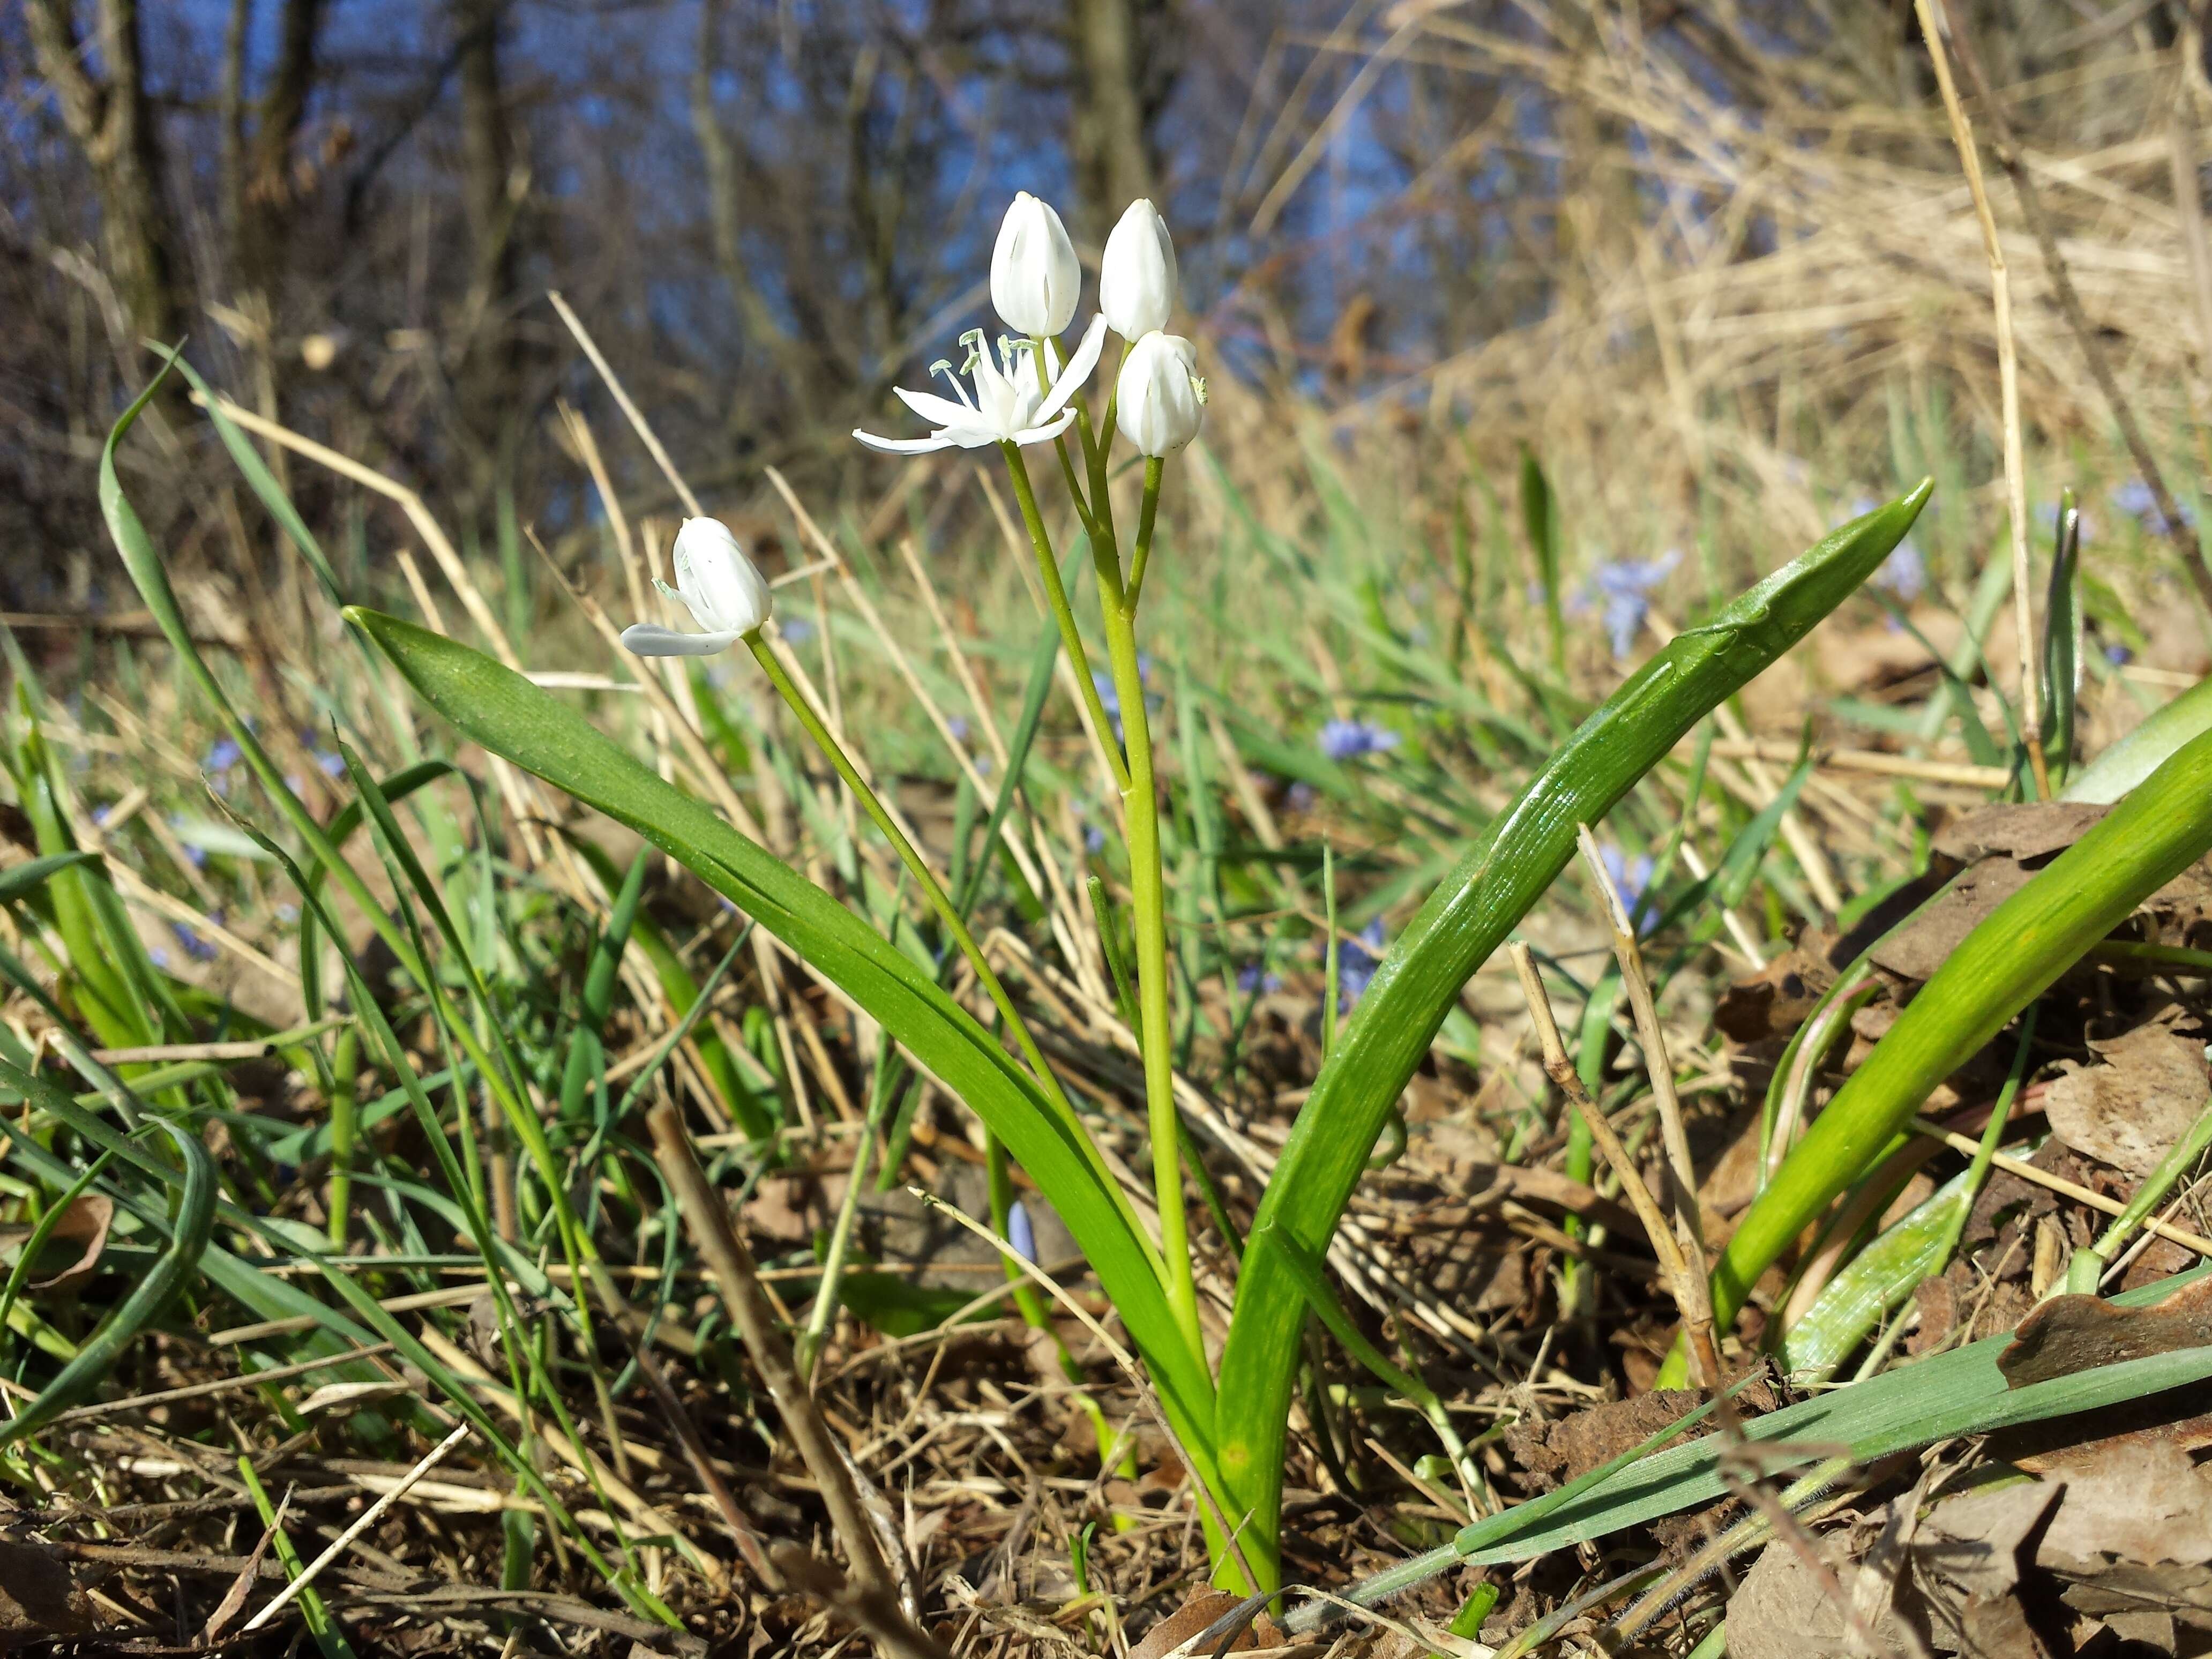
<box><xmin>1124</xmin><ymin>457</ymin><xmax>1165</xmax><ymax>612</ymax></box>
<box><xmin>1092</xmin><ymin>459</ymin><xmax>1203</xmax><ymax>1360</ymax></box>
<box><xmin>1000</xmin><ymin>444</ymin><xmax>1131</xmax><ymax>793</ymax></box>
<box><xmin>1023</xmin><ymin>335</ymin><xmax>1101</xmax><ymax>540</ymax></box>
<box><xmin>1076</xmin><ymin>405</ymin><xmax>1119</xmax><ymax>551</ymax></box>
<box><xmin>743</xmin><ymin>632</ymin><xmax>1148</xmax><ymax>1262</ymax></box>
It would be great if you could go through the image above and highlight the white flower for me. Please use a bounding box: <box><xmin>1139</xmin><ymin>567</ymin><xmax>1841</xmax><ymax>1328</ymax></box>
<box><xmin>621</xmin><ymin>518</ymin><xmax>772</xmax><ymax>656</ymax></box>
<box><xmin>855</xmin><ymin>316</ymin><xmax>1108</xmax><ymax>455</ymax></box>
<box><xmin>990</xmin><ymin>192</ymin><xmax>1080</xmax><ymax>338</ymax></box>
<box><xmin>1115</xmin><ymin>332</ymin><xmax>1205</xmax><ymax>457</ymax></box>
<box><xmin>1100</xmin><ymin>199</ymin><xmax>1178</xmax><ymax>340</ymax></box>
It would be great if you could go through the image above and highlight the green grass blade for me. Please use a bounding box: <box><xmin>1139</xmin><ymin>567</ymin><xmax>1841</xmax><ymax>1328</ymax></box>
<box><xmin>1212</xmin><ymin>483</ymin><xmax>1933</xmax><ymax>1586</ymax></box>
<box><xmin>0</xmin><ymin>851</ymin><xmax>101</xmax><ymax>906</ymax></box>
<box><xmin>560</xmin><ymin>849</ymin><xmax>648</xmax><ymax>1124</ymax></box>
<box><xmin>0</xmin><ymin>1117</ymin><xmax>215</xmax><ymax>1448</ymax></box>
<box><xmin>2042</xmin><ymin>491</ymin><xmax>2081</xmax><ymax>781</ymax></box>
<box><xmin>1309</xmin><ymin>1266</ymin><xmax>2208</xmax><ymax>1615</ymax></box>
<box><xmin>1520</xmin><ymin>446</ymin><xmax>1565</xmax><ymax>676</ymax></box>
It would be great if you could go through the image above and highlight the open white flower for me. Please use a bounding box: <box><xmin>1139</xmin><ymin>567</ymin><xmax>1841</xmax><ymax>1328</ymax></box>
<box><xmin>1116</xmin><ymin>331</ymin><xmax>1205</xmax><ymax>456</ymax></box>
<box><xmin>1100</xmin><ymin>199</ymin><xmax>1178</xmax><ymax>340</ymax></box>
<box><xmin>855</xmin><ymin>316</ymin><xmax>1108</xmax><ymax>455</ymax></box>
<box><xmin>990</xmin><ymin>192</ymin><xmax>1080</xmax><ymax>338</ymax></box>
<box><xmin>621</xmin><ymin>517</ymin><xmax>772</xmax><ymax>656</ymax></box>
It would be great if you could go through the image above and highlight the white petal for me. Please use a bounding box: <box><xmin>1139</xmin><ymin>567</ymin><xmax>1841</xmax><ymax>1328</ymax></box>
<box><xmin>1035</xmin><ymin>314</ymin><xmax>1109</xmax><ymax>425</ymax></box>
<box><xmin>894</xmin><ymin>386</ymin><xmax>977</xmax><ymax>427</ymax></box>
<box><xmin>1009</xmin><ymin>408</ymin><xmax>1079</xmax><ymax>448</ymax></box>
<box><xmin>621</xmin><ymin>624</ymin><xmax>745</xmax><ymax>656</ymax></box>
<box><xmin>855</xmin><ymin>428</ymin><xmax>954</xmax><ymax>455</ymax></box>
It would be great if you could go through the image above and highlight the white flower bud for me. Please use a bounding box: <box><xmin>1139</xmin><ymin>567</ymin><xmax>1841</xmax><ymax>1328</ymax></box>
<box><xmin>1115</xmin><ymin>332</ymin><xmax>1205</xmax><ymax>457</ymax></box>
<box><xmin>622</xmin><ymin>518</ymin><xmax>772</xmax><ymax>655</ymax></box>
<box><xmin>1099</xmin><ymin>199</ymin><xmax>1178</xmax><ymax>340</ymax></box>
<box><xmin>990</xmin><ymin>192</ymin><xmax>1080</xmax><ymax>338</ymax></box>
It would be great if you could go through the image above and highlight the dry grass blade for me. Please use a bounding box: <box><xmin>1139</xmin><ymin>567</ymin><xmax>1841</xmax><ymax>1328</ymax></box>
<box><xmin>1509</xmin><ymin>941</ymin><xmax>1724</xmax><ymax>1392</ymax></box>
<box><xmin>241</xmin><ymin>1423</ymin><xmax>473</xmax><ymax>1632</ymax></box>
<box><xmin>1914</xmin><ymin>0</ymin><xmax>2046</xmax><ymax>799</ymax></box>
<box><xmin>645</xmin><ymin>1102</ymin><xmax>902</xmax><ymax>1602</ymax></box>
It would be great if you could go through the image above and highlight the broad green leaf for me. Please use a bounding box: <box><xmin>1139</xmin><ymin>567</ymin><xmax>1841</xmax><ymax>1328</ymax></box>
<box><xmin>1212</xmin><ymin>483</ymin><xmax>1933</xmax><ymax>1587</ymax></box>
<box><xmin>1778</xmin><ymin>1163</ymin><xmax>1973</xmax><ymax>1379</ymax></box>
<box><xmin>2063</xmin><ymin>669</ymin><xmax>2212</xmax><ymax>804</ymax></box>
<box><xmin>343</xmin><ymin>608</ymin><xmax>1223</xmax><ymax>1485</ymax></box>
<box><xmin>1714</xmin><ymin>720</ymin><xmax>2212</xmax><ymax>1328</ymax></box>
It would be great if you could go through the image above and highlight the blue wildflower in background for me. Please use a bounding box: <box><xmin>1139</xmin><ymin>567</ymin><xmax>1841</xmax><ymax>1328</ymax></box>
<box><xmin>1872</xmin><ymin>540</ymin><xmax>1925</xmax><ymax>604</ymax></box>
<box><xmin>1335</xmin><ymin>917</ymin><xmax>1386</xmax><ymax>1011</ymax></box>
<box><xmin>1083</xmin><ymin>825</ymin><xmax>1107</xmax><ymax>855</ymax></box>
<box><xmin>1237</xmin><ymin>962</ymin><xmax>1282</xmax><ymax>995</ymax></box>
<box><xmin>204</xmin><ymin>736</ymin><xmax>242</xmax><ymax>772</ymax></box>
<box><xmin>1006</xmin><ymin>1198</ymin><xmax>1037</xmax><ymax>1265</ymax></box>
<box><xmin>2105</xmin><ymin>642</ymin><xmax>2133</xmax><ymax>666</ymax></box>
<box><xmin>781</xmin><ymin>616</ymin><xmax>817</xmax><ymax>645</ymax></box>
<box><xmin>1600</xmin><ymin>843</ymin><xmax>1658</xmax><ymax>937</ymax></box>
<box><xmin>1585</xmin><ymin>550</ymin><xmax>1680</xmax><ymax>659</ymax></box>
<box><xmin>2111</xmin><ymin>479</ymin><xmax>2196</xmax><ymax>536</ymax></box>
<box><xmin>169</xmin><ymin>814</ymin><xmax>208</xmax><ymax>869</ymax></box>
<box><xmin>1318</xmin><ymin>718</ymin><xmax>1400</xmax><ymax>761</ymax></box>
<box><xmin>170</xmin><ymin>916</ymin><xmax>220</xmax><ymax>964</ymax></box>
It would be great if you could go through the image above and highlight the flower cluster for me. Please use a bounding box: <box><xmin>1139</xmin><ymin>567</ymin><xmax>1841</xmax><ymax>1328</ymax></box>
<box><xmin>619</xmin><ymin>193</ymin><xmax>1209</xmax><ymax>666</ymax></box>
<box><xmin>857</xmin><ymin>193</ymin><xmax>1206</xmax><ymax>460</ymax></box>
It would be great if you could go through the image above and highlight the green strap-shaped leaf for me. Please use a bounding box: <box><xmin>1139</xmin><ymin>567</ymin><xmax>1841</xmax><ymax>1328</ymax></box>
<box><xmin>1212</xmin><ymin>483</ymin><xmax>1932</xmax><ymax>1586</ymax></box>
<box><xmin>343</xmin><ymin>608</ymin><xmax>1222</xmax><ymax>1474</ymax></box>
<box><xmin>1308</xmin><ymin>1265</ymin><xmax>2211</xmax><ymax>1616</ymax></box>
<box><xmin>1714</xmin><ymin>718</ymin><xmax>2212</xmax><ymax>1328</ymax></box>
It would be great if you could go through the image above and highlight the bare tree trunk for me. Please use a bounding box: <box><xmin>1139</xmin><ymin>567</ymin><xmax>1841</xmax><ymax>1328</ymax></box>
<box><xmin>25</xmin><ymin>0</ymin><xmax>183</xmax><ymax>350</ymax></box>
<box><xmin>691</xmin><ymin>0</ymin><xmax>810</xmax><ymax>402</ymax></box>
<box><xmin>453</xmin><ymin>0</ymin><xmax>524</xmax><ymax>507</ymax></box>
<box><xmin>235</xmin><ymin>0</ymin><xmax>328</xmax><ymax>295</ymax></box>
<box><xmin>1066</xmin><ymin>0</ymin><xmax>1161</xmax><ymax>236</ymax></box>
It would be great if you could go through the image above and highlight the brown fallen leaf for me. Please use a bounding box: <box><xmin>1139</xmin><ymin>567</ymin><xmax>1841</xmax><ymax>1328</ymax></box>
<box><xmin>1128</xmin><ymin>1589</ymin><xmax>1277</xmax><ymax>1659</ymax></box>
<box><xmin>1726</xmin><ymin>1533</ymin><xmax>1923</xmax><ymax>1659</ymax></box>
<box><xmin>0</xmin><ymin>1538</ymin><xmax>93</xmax><ymax>1647</ymax></box>
<box><xmin>1914</xmin><ymin>1477</ymin><xmax>2057</xmax><ymax>1601</ymax></box>
<box><xmin>0</xmin><ymin>1195</ymin><xmax>112</xmax><ymax>1296</ymax></box>
<box><xmin>1932</xmin><ymin>801</ymin><xmax>2112</xmax><ymax>865</ymax></box>
<box><xmin>2037</xmin><ymin>1437</ymin><xmax>2212</xmax><ymax>1570</ymax></box>
<box><xmin>2042</xmin><ymin>1022</ymin><xmax>2210</xmax><ymax>1178</ymax></box>
<box><xmin>1871</xmin><ymin>859</ymin><xmax>2034</xmax><ymax>983</ymax></box>
<box><xmin>1715</xmin><ymin>948</ymin><xmax>1835</xmax><ymax>1044</ymax></box>
<box><xmin>1997</xmin><ymin>1276</ymin><xmax>2212</xmax><ymax>1389</ymax></box>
